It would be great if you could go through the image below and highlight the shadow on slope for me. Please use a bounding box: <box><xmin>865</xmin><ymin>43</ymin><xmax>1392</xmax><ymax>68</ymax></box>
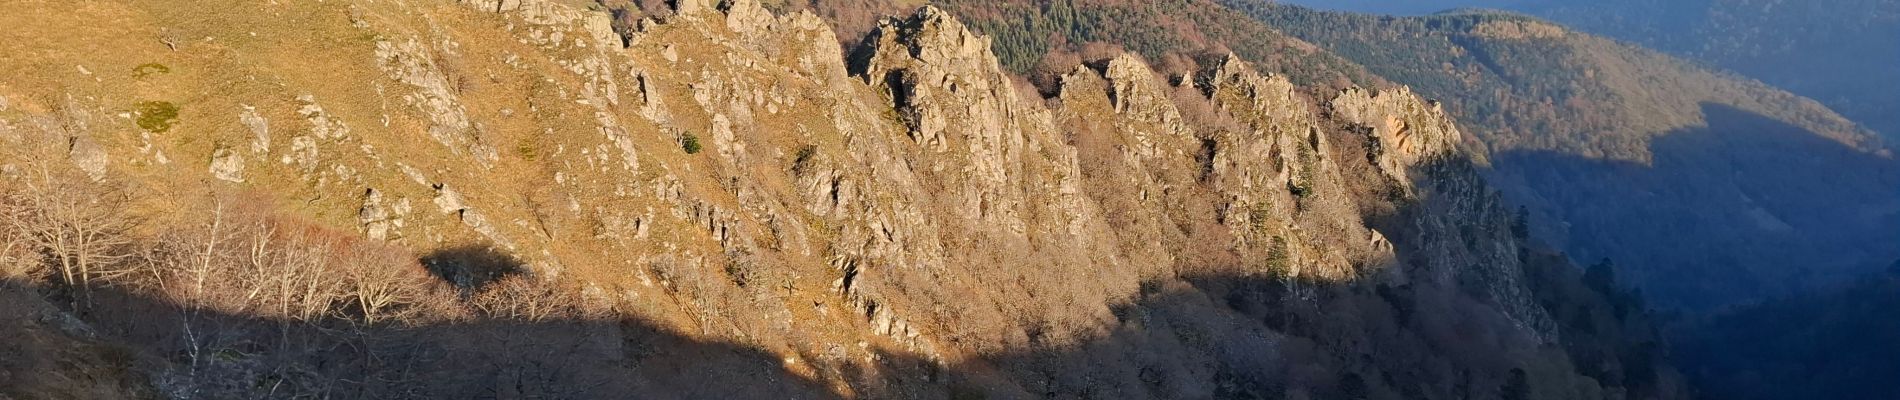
<box><xmin>1488</xmin><ymin>103</ymin><xmax>1900</xmax><ymax>311</ymax></box>
<box><xmin>1673</xmin><ymin>264</ymin><xmax>1900</xmax><ymax>400</ymax></box>
<box><xmin>2</xmin><ymin>245</ymin><xmax>1672</xmax><ymax>400</ymax></box>
<box><xmin>0</xmin><ymin>277</ymin><xmax>839</xmax><ymax>399</ymax></box>
<box><xmin>960</xmin><ymin>269</ymin><xmax>1670</xmax><ymax>400</ymax></box>
<box><xmin>0</xmin><ymin>152</ymin><xmax>1679</xmax><ymax>399</ymax></box>
<box><xmin>421</xmin><ymin>245</ymin><xmax>531</xmax><ymax>295</ymax></box>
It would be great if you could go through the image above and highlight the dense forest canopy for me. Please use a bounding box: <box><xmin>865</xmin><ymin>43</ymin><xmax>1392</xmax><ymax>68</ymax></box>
<box><xmin>1275</xmin><ymin>0</ymin><xmax>1900</xmax><ymax>139</ymax></box>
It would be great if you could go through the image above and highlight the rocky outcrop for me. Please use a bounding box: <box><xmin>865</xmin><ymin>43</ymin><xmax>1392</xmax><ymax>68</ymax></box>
<box><xmin>460</xmin><ymin>0</ymin><xmax>618</xmax><ymax>48</ymax></box>
<box><xmin>673</xmin><ymin>0</ymin><xmax>715</xmax><ymax>17</ymax></box>
<box><xmin>239</xmin><ymin>104</ymin><xmax>270</xmax><ymax>154</ymax></box>
<box><xmin>1326</xmin><ymin>85</ymin><xmax>1548</xmax><ymax>337</ymax></box>
<box><xmin>855</xmin><ymin>6</ymin><xmax>1019</xmax><ymax>153</ymax></box>
<box><xmin>850</xmin><ymin>6</ymin><xmax>1064</xmax><ymax>238</ymax></box>
<box><xmin>1098</xmin><ymin>53</ymin><xmax>1192</xmax><ymax>160</ymax></box>
<box><xmin>208</xmin><ymin>147</ymin><xmax>244</xmax><ymax>182</ymax></box>
<box><xmin>1329</xmin><ymin>86</ymin><xmax>1463</xmax><ymax>184</ymax></box>
<box><xmin>67</xmin><ymin>136</ymin><xmax>108</xmax><ymax>181</ymax></box>
<box><xmin>1470</xmin><ymin>19</ymin><xmax>1568</xmax><ymax>40</ymax></box>
<box><xmin>359</xmin><ymin>188</ymin><xmax>412</xmax><ymax>240</ymax></box>
<box><xmin>373</xmin><ymin>38</ymin><xmax>496</xmax><ymax>167</ymax></box>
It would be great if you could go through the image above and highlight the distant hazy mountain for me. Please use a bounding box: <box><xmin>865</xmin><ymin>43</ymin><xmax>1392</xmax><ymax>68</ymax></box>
<box><xmin>1268</xmin><ymin>0</ymin><xmax>1538</xmax><ymax>15</ymax></box>
<box><xmin>1276</xmin><ymin>0</ymin><xmax>1900</xmax><ymax>139</ymax></box>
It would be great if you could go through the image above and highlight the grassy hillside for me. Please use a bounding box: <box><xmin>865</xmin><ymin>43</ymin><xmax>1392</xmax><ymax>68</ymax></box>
<box><xmin>0</xmin><ymin>0</ymin><xmax>1690</xmax><ymax>398</ymax></box>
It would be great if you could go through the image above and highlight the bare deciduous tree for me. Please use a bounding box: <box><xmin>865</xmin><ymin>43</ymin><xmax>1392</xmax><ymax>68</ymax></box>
<box><xmin>1</xmin><ymin>161</ymin><xmax>135</xmax><ymax>297</ymax></box>
<box><xmin>470</xmin><ymin>276</ymin><xmax>586</xmax><ymax>322</ymax></box>
<box><xmin>342</xmin><ymin>244</ymin><xmax>430</xmax><ymax>325</ymax></box>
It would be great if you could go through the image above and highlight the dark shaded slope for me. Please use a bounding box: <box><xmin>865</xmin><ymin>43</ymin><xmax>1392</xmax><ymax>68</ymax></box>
<box><xmin>1675</xmin><ymin>266</ymin><xmax>1900</xmax><ymax>400</ymax></box>
<box><xmin>1488</xmin><ymin>104</ymin><xmax>1900</xmax><ymax>310</ymax></box>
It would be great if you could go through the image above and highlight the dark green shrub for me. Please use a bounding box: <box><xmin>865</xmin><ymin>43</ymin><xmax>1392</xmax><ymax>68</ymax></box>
<box><xmin>1286</xmin><ymin>180</ymin><xmax>1310</xmax><ymax>198</ymax></box>
<box><xmin>1265</xmin><ymin>236</ymin><xmax>1291</xmax><ymax>276</ymax></box>
<box><xmin>135</xmin><ymin>101</ymin><xmax>179</xmax><ymax>133</ymax></box>
<box><xmin>681</xmin><ymin>133</ymin><xmax>702</xmax><ymax>154</ymax></box>
<box><xmin>132</xmin><ymin>63</ymin><xmax>170</xmax><ymax>78</ymax></box>
<box><xmin>793</xmin><ymin>145</ymin><xmax>816</xmax><ymax>165</ymax></box>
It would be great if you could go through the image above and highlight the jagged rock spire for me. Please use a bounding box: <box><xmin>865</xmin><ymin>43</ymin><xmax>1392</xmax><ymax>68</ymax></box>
<box><xmin>851</xmin><ymin>5</ymin><xmax>1020</xmax><ymax>153</ymax></box>
<box><xmin>1329</xmin><ymin>85</ymin><xmax>1465</xmax><ymax>183</ymax></box>
<box><xmin>673</xmin><ymin>0</ymin><xmax>713</xmax><ymax>16</ymax></box>
<box><xmin>852</xmin><ymin>6</ymin><xmax>1002</xmax><ymax>87</ymax></box>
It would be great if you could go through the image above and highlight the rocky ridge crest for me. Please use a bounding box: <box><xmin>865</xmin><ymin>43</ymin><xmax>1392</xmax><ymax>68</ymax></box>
<box><xmin>0</xmin><ymin>0</ymin><xmax>1646</xmax><ymax>397</ymax></box>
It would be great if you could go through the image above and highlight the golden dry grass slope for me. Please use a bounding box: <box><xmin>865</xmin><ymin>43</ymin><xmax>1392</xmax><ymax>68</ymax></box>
<box><xmin>0</xmin><ymin>0</ymin><xmax>1686</xmax><ymax>398</ymax></box>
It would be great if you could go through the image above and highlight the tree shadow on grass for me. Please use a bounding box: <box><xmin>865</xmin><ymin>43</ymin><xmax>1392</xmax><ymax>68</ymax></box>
<box><xmin>420</xmin><ymin>244</ymin><xmax>530</xmax><ymax>295</ymax></box>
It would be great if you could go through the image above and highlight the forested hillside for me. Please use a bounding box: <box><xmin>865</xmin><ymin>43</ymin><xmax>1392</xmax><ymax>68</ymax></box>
<box><xmin>788</xmin><ymin>0</ymin><xmax>1392</xmax><ymax>89</ymax></box>
<box><xmin>1219</xmin><ymin>1</ymin><xmax>1900</xmax><ymax>312</ymax></box>
<box><xmin>1674</xmin><ymin>266</ymin><xmax>1900</xmax><ymax>400</ymax></box>
<box><xmin>1276</xmin><ymin>0</ymin><xmax>1900</xmax><ymax>139</ymax></box>
<box><xmin>1542</xmin><ymin>0</ymin><xmax>1900</xmax><ymax>139</ymax></box>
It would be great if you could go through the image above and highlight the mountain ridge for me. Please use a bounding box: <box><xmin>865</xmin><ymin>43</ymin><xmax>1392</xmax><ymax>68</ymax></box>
<box><xmin>0</xmin><ymin>0</ymin><xmax>1683</xmax><ymax>398</ymax></box>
